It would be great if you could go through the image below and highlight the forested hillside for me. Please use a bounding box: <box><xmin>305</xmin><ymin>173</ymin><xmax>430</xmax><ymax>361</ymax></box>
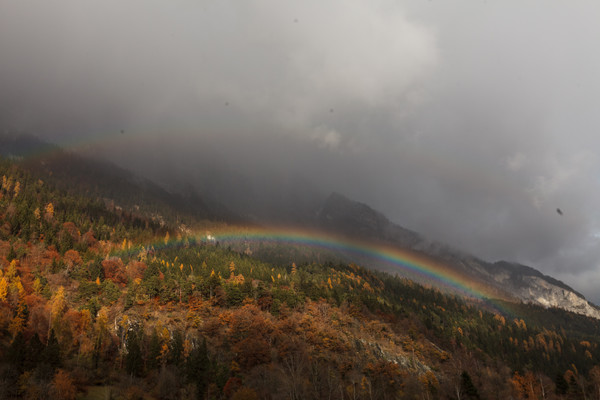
<box><xmin>2</xmin><ymin>157</ymin><xmax>600</xmax><ymax>400</ymax></box>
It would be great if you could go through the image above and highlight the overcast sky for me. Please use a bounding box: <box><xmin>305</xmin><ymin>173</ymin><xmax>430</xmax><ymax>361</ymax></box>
<box><xmin>2</xmin><ymin>1</ymin><xmax>600</xmax><ymax>301</ymax></box>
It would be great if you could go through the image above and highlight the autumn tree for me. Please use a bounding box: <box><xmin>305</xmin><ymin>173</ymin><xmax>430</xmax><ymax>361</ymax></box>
<box><xmin>50</xmin><ymin>369</ymin><xmax>77</xmax><ymax>400</ymax></box>
<box><xmin>102</xmin><ymin>257</ymin><xmax>127</xmax><ymax>286</ymax></box>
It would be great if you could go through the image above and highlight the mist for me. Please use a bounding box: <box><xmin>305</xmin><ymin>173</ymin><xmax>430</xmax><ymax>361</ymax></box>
<box><xmin>2</xmin><ymin>1</ymin><xmax>600</xmax><ymax>301</ymax></box>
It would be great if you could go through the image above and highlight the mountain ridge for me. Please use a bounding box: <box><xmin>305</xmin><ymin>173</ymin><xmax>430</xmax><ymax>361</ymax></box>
<box><xmin>1</xmin><ymin>134</ymin><xmax>597</xmax><ymax>318</ymax></box>
<box><xmin>315</xmin><ymin>192</ymin><xmax>600</xmax><ymax>318</ymax></box>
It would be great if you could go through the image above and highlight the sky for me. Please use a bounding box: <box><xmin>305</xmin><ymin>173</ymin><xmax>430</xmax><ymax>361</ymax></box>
<box><xmin>2</xmin><ymin>1</ymin><xmax>600</xmax><ymax>301</ymax></box>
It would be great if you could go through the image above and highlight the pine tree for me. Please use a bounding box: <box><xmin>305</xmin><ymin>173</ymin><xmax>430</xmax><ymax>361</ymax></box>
<box><xmin>461</xmin><ymin>371</ymin><xmax>480</xmax><ymax>399</ymax></box>
<box><xmin>555</xmin><ymin>372</ymin><xmax>569</xmax><ymax>395</ymax></box>
<box><xmin>148</xmin><ymin>329</ymin><xmax>162</xmax><ymax>371</ymax></box>
<box><xmin>125</xmin><ymin>327</ymin><xmax>143</xmax><ymax>377</ymax></box>
<box><xmin>169</xmin><ymin>329</ymin><xmax>184</xmax><ymax>366</ymax></box>
<box><xmin>43</xmin><ymin>329</ymin><xmax>62</xmax><ymax>371</ymax></box>
<box><xmin>26</xmin><ymin>333</ymin><xmax>46</xmax><ymax>370</ymax></box>
<box><xmin>7</xmin><ymin>331</ymin><xmax>26</xmax><ymax>372</ymax></box>
<box><xmin>186</xmin><ymin>337</ymin><xmax>209</xmax><ymax>398</ymax></box>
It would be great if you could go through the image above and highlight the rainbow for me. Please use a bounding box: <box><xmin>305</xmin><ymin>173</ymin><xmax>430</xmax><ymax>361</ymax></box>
<box><xmin>186</xmin><ymin>225</ymin><xmax>513</xmax><ymax>313</ymax></box>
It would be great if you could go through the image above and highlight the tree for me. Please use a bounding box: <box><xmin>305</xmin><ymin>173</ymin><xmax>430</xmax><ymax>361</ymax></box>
<box><xmin>45</xmin><ymin>202</ymin><xmax>54</xmax><ymax>220</ymax></box>
<box><xmin>186</xmin><ymin>338</ymin><xmax>209</xmax><ymax>398</ymax></box>
<box><xmin>50</xmin><ymin>286</ymin><xmax>67</xmax><ymax>333</ymax></box>
<box><xmin>125</xmin><ymin>327</ymin><xmax>143</xmax><ymax>377</ymax></box>
<box><xmin>0</xmin><ymin>277</ymin><xmax>8</xmax><ymax>301</ymax></box>
<box><xmin>231</xmin><ymin>387</ymin><xmax>260</xmax><ymax>400</ymax></box>
<box><xmin>148</xmin><ymin>329</ymin><xmax>162</xmax><ymax>371</ymax></box>
<box><xmin>43</xmin><ymin>329</ymin><xmax>62</xmax><ymax>371</ymax></box>
<box><xmin>555</xmin><ymin>373</ymin><xmax>569</xmax><ymax>396</ymax></box>
<box><xmin>461</xmin><ymin>371</ymin><xmax>480</xmax><ymax>399</ymax></box>
<box><xmin>50</xmin><ymin>369</ymin><xmax>77</xmax><ymax>400</ymax></box>
<box><xmin>26</xmin><ymin>333</ymin><xmax>46</xmax><ymax>370</ymax></box>
<box><xmin>589</xmin><ymin>366</ymin><xmax>600</xmax><ymax>400</ymax></box>
<box><xmin>169</xmin><ymin>329</ymin><xmax>184</xmax><ymax>366</ymax></box>
<box><xmin>233</xmin><ymin>336</ymin><xmax>271</xmax><ymax>369</ymax></box>
<box><xmin>7</xmin><ymin>331</ymin><xmax>26</xmax><ymax>372</ymax></box>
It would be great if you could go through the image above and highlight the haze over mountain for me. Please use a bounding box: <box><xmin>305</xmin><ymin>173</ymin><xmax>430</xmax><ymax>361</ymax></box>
<box><xmin>4</xmin><ymin>132</ymin><xmax>599</xmax><ymax>320</ymax></box>
<box><xmin>2</xmin><ymin>1</ymin><xmax>600</xmax><ymax>303</ymax></box>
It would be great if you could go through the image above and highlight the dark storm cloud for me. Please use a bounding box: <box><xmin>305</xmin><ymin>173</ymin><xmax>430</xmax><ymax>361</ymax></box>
<box><xmin>2</xmin><ymin>1</ymin><xmax>600</xmax><ymax>301</ymax></box>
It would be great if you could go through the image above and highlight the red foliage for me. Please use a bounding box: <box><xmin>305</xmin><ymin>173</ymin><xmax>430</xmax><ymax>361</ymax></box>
<box><xmin>62</xmin><ymin>222</ymin><xmax>81</xmax><ymax>242</ymax></box>
<box><xmin>102</xmin><ymin>258</ymin><xmax>128</xmax><ymax>286</ymax></box>
<box><xmin>63</xmin><ymin>250</ymin><xmax>82</xmax><ymax>269</ymax></box>
<box><xmin>233</xmin><ymin>336</ymin><xmax>271</xmax><ymax>369</ymax></box>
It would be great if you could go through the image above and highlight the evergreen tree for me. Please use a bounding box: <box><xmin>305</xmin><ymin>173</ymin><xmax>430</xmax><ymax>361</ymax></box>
<box><xmin>186</xmin><ymin>337</ymin><xmax>209</xmax><ymax>397</ymax></box>
<box><xmin>125</xmin><ymin>327</ymin><xmax>143</xmax><ymax>377</ymax></box>
<box><xmin>461</xmin><ymin>371</ymin><xmax>480</xmax><ymax>399</ymax></box>
<box><xmin>43</xmin><ymin>329</ymin><xmax>62</xmax><ymax>371</ymax></box>
<box><xmin>7</xmin><ymin>331</ymin><xmax>26</xmax><ymax>372</ymax></box>
<box><xmin>148</xmin><ymin>329</ymin><xmax>162</xmax><ymax>371</ymax></box>
<box><xmin>169</xmin><ymin>329</ymin><xmax>184</xmax><ymax>367</ymax></box>
<box><xmin>26</xmin><ymin>333</ymin><xmax>46</xmax><ymax>370</ymax></box>
<box><xmin>555</xmin><ymin>373</ymin><xmax>569</xmax><ymax>395</ymax></box>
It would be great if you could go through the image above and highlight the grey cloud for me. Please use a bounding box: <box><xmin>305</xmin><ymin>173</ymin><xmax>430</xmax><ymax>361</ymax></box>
<box><xmin>2</xmin><ymin>1</ymin><xmax>600</xmax><ymax>301</ymax></box>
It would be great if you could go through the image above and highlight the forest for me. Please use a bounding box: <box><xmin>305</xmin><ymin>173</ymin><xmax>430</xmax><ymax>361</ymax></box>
<box><xmin>2</xmin><ymin>157</ymin><xmax>600</xmax><ymax>399</ymax></box>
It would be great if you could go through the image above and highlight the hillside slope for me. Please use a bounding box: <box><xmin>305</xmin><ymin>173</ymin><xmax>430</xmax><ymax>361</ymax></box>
<box><xmin>317</xmin><ymin>192</ymin><xmax>600</xmax><ymax>319</ymax></box>
<box><xmin>0</xmin><ymin>133</ymin><xmax>239</xmax><ymax>227</ymax></box>
<box><xmin>3</xmin><ymin>156</ymin><xmax>600</xmax><ymax>398</ymax></box>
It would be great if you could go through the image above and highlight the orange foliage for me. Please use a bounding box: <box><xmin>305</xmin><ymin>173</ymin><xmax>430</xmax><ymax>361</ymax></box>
<box><xmin>511</xmin><ymin>371</ymin><xmax>541</xmax><ymax>400</ymax></box>
<box><xmin>50</xmin><ymin>369</ymin><xmax>77</xmax><ymax>400</ymax></box>
<box><xmin>126</xmin><ymin>261</ymin><xmax>147</xmax><ymax>281</ymax></box>
<box><xmin>63</xmin><ymin>250</ymin><xmax>82</xmax><ymax>269</ymax></box>
<box><xmin>102</xmin><ymin>258</ymin><xmax>127</xmax><ymax>286</ymax></box>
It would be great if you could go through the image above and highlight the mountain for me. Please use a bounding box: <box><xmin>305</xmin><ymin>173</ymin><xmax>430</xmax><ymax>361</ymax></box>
<box><xmin>0</xmin><ymin>133</ymin><xmax>240</xmax><ymax>226</ymax></box>
<box><xmin>4</xmin><ymin>134</ymin><xmax>596</xmax><ymax>319</ymax></box>
<box><xmin>4</xmin><ymin>142</ymin><xmax>600</xmax><ymax>398</ymax></box>
<box><xmin>316</xmin><ymin>192</ymin><xmax>600</xmax><ymax>319</ymax></box>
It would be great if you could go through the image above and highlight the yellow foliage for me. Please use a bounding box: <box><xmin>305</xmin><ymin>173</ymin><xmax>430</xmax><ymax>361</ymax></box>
<box><xmin>33</xmin><ymin>277</ymin><xmax>43</xmax><ymax>294</ymax></box>
<box><xmin>45</xmin><ymin>202</ymin><xmax>54</xmax><ymax>218</ymax></box>
<box><xmin>51</xmin><ymin>286</ymin><xmax>67</xmax><ymax>324</ymax></box>
<box><xmin>0</xmin><ymin>277</ymin><xmax>7</xmax><ymax>301</ymax></box>
<box><xmin>80</xmin><ymin>309</ymin><xmax>92</xmax><ymax>333</ymax></box>
<box><xmin>6</xmin><ymin>260</ymin><xmax>18</xmax><ymax>280</ymax></box>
